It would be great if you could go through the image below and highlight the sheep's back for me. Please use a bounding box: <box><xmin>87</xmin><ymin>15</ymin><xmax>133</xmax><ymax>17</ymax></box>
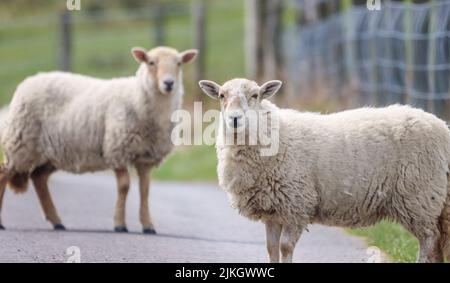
<box><xmin>3</xmin><ymin>72</ymin><xmax>117</xmax><ymax>172</ymax></box>
<box><xmin>284</xmin><ymin>105</ymin><xmax>450</xmax><ymax>227</ymax></box>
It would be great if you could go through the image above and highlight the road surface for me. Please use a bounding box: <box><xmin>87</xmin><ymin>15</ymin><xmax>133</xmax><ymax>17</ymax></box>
<box><xmin>0</xmin><ymin>172</ymin><xmax>372</xmax><ymax>262</ymax></box>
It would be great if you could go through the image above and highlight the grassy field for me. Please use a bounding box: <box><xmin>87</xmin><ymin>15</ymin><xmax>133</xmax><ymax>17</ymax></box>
<box><xmin>152</xmin><ymin>145</ymin><xmax>217</xmax><ymax>181</ymax></box>
<box><xmin>349</xmin><ymin>221</ymin><xmax>418</xmax><ymax>262</ymax></box>
<box><xmin>0</xmin><ymin>0</ymin><xmax>246</xmax><ymax>105</ymax></box>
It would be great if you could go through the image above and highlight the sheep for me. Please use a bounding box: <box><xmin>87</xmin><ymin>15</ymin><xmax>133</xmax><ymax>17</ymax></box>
<box><xmin>199</xmin><ymin>78</ymin><xmax>450</xmax><ymax>263</ymax></box>
<box><xmin>0</xmin><ymin>46</ymin><xmax>197</xmax><ymax>234</ymax></box>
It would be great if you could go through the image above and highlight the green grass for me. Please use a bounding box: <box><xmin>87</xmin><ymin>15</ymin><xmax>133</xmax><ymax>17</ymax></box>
<box><xmin>152</xmin><ymin>145</ymin><xmax>217</xmax><ymax>181</ymax></box>
<box><xmin>349</xmin><ymin>220</ymin><xmax>418</xmax><ymax>262</ymax></box>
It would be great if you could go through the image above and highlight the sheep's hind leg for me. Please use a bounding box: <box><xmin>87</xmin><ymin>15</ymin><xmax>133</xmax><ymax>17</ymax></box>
<box><xmin>280</xmin><ymin>224</ymin><xmax>303</xmax><ymax>263</ymax></box>
<box><xmin>398</xmin><ymin>206</ymin><xmax>443</xmax><ymax>262</ymax></box>
<box><xmin>136</xmin><ymin>164</ymin><xmax>155</xmax><ymax>234</ymax></box>
<box><xmin>417</xmin><ymin>234</ymin><xmax>443</xmax><ymax>263</ymax></box>
<box><xmin>0</xmin><ymin>166</ymin><xmax>10</xmax><ymax>230</ymax></box>
<box><xmin>265</xmin><ymin>220</ymin><xmax>282</xmax><ymax>263</ymax></box>
<box><xmin>404</xmin><ymin>218</ymin><xmax>443</xmax><ymax>262</ymax></box>
<box><xmin>30</xmin><ymin>163</ymin><xmax>64</xmax><ymax>230</ymax></box>
<box><xmin>113</xmin><ymin>168</ymin><xmax>130</xmax><ymax>233</ymax></box>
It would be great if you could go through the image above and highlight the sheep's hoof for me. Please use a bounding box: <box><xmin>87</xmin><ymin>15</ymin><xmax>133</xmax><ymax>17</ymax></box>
<box><xmin>0</xmin><ymin>224</ymin><xmax>4</xmax><ymax>230</ymax></box>
<box><xmin>54</xmin><ymin>224</ymin><xmax>66</xmax><ymax>231</ymax></box>
<box><xmin>143</xmin><ymin>228</ymin><xmax>156</xmax><ymax>235</ymax></box>
<box><xmin>114</xmin><ymin>226</ymin><xmax>128</xmax><ymax>233</ymax></box>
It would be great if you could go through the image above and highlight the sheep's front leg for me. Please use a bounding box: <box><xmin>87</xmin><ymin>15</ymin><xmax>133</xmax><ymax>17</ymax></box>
<box><xmin>265</xmin><ymin>220</ymin><xmax>282</xmax><ymax>263</ymax></box>
<box><xmin>0</xmin><ymin>168</ymin><xmax>9</xmax><ymax>230</ymax></box>
<box><xmin>136</xmin><ymin>164</ymin><xmax>156</xmax><ymax>234</ymax></box>
<box><xmin>280</xmin><ymin>224</ymin><xmax>302</xmax><ymax>263</ymax></box>
<box><xmin>113</xmin><ymin>168</ymin><xmax>130</xmax><ymax>233</ymax></box>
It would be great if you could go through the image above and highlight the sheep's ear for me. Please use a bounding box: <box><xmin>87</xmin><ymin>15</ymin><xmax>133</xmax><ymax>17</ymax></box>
<box><xmin>179</xmin><ymin>49</ymin><xmax>198</xmax><ymax>64</ymax></box>
<box><xmin>259</xmin><ymin>80</ymin><xmax>282</xmax><ymax>99</ymax></box>
<box><xmin>131</xmin><ymin>47</ymin><xmax>149</xmax><ymax>63</ymax></box>
<box><xmin>199</xmin><ymin>80</ymin><xmax>221</xmax><ymax>100</ymax></box>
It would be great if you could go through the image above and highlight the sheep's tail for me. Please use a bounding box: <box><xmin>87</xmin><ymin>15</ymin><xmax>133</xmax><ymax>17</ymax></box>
<box><xmin>7</xmin><ymin>173</ymin><xmax>28</xmax><ymax>194</ymax></box>
<box><xmin>440</xmin><ymin>166</ymin><xmax>450</xmax><ymax>261</ymax></box>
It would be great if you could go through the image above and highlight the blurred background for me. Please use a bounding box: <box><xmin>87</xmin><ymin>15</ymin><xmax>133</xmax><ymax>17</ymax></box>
<box><xmin>1</xmin><ymin>0</ymin><xmax>449</xmax><ymax>174</ymax></box>
<box><xmin>1</xmin><ymin>0</ymin><xmax>450</xmax><ymax>262</ymax></box>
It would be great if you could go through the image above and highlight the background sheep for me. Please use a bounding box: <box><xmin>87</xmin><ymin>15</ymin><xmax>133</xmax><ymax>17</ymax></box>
<box><xmin>199</xmin><ymin>78</ymin><xmax>450</xmax><ymax>263</ymax></box>
<box><xmin>0</xmin><ymin>46</ymin><xmax>197</xmax><ymax>234</ymax></box>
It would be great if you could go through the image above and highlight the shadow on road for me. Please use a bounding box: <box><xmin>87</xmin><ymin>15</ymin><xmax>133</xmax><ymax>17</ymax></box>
<box><xmin>1</xmin><ymin>228</ymin><xmax>265</xmax><ymax>246</ymax></box>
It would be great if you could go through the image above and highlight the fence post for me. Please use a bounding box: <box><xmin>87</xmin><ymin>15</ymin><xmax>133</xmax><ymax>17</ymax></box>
<box><xmin>153</xmin><ymin>3</ymin><xmax>166</xmax><ymax>46</ymax></box>
<box><xmin>352</xmin><ymin>0</ymin><xmax>370</xmax><ymax>105</ymax></box>
<box><xmin>409</xmin><ymin>0</ymin><xmax>431</xmax><ymax>110</ymax></box>
<box><xmin>404</xmin><ymin>0</ymin><xmax>413</xmax><ymax>105</ymax></box>
<box><xmin>447</xmin><ymin>3</ymin><xmax>450</xmax><ymax>122</ymax></box>
<box><xmin>262</xmin><ymin>0</ymin><xmax>284</xmax><ymax>82</ymax></box>
<box><xmin>58</xmin><ymin>10</ymin><xmax>72</xmax><ymax>71</ymax></box>
<box><xmin>368</xmin><ymin>4</ymin><xmax>380</xmax><ymax>106</ymax></box>
<box><xmin>192</xmin><ymin>0</ymin><xmax>207</xmax><ymax>101</ymax></box>
<box><xmin>428</xmin><ymin>0</ymin><xmax>448</xmax><ymax>120</ymax></box>
<box><xmin>384</xmin><ymin>0</ymin><xmax>398</xmax><ymax>105</ymax></box>
<box><xmin>427</xmin><ymin>0</ymin><xmax>438</xmax><ymax>115</ymax></box>
<box><xmin>245</xmin><ymin>0</ymin><xmax>264</xmax><ymax>81</ymax></box>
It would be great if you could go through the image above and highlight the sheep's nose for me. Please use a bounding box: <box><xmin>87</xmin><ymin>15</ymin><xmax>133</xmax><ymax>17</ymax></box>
<box><xmin>229</xmin><ymin>114</ymin><xmax>243</xmax><ymax>128</ymax></box>
<box><xmin>233</xmin><ymin>117</ymin><xmax>239</xmax><ymax>128</ymax></box>
<box><xmin>164</xmin><ymin>80</ymin><xmax>174</xmax><ymax>91</ymax></box>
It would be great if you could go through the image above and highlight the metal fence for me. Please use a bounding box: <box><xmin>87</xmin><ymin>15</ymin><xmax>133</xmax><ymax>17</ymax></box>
<box><xmin>285</xmin><ymin>0</ymin><xmax>450</xmax><ymax>120</ymax></box>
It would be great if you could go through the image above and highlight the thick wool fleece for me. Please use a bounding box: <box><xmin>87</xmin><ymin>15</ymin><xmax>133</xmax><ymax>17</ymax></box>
<box><xmin>217</xmin><ymin>102</ymin><xmax>450</xmax><ymax>239</ymax></box>
<box><xmin>2</xmin><ymin>67</ymin><xmax>182</xmax><ymax>174</ymax></box>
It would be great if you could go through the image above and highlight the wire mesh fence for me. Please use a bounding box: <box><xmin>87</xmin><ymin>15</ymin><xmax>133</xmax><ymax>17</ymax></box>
<box><xmin>284</xmin><ymin>0</ymin><xmax>450</xmax><ymax>120</ymax></box>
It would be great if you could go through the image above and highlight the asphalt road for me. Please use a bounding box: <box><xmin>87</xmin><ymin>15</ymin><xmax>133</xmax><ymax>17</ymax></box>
<box><xmin>0</xmin><ymin>172</ymin><xmax>372</xmax><ymax>263</ymax></box>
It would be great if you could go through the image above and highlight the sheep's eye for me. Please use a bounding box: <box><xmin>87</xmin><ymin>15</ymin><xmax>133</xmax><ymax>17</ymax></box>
<box><xmin>177</xmin><ymin>62</ymin><xmax>181</xmax><ymax>66</ymax></box>
<box><xmin>252</xmin><ymin>94</ymin><xmax>258</xmax><ymax>99</ymax></box>
<box><xmin>219</xmin><ymin>94</ymin><xmax>224</xmax><ymax>99</ymax></box>
<box><xmin>149</xmin><ymin>61</ymin><xmax>155</xmax><ymax>66</ymax></box>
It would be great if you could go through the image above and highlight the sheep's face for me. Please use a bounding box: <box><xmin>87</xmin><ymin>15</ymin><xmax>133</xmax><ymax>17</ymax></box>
<box><xmin>132</xmin><ymin>46</ymin><xmax>197</xmax><ymax>95</ymax></box>
<box><xmin>199</xmin><ymin>78</ymin><xmax>282</xmax><ymax>132</ymax></box>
